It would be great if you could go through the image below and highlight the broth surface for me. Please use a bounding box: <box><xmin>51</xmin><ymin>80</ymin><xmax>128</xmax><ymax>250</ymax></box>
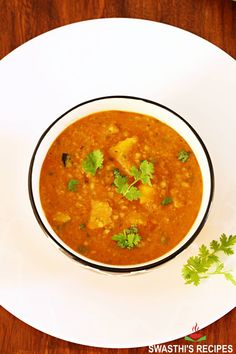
<box><xmin>40</xmin><ymin>110</ymin><xmax>203</xmax><ymax>265</ymax></box>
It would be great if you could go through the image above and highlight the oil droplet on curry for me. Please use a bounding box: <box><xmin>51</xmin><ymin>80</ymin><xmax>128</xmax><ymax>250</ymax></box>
<box><xmin>40</xmin><ymin>111</ymin><xmax>203</xmax><ymax>265</ymax></box>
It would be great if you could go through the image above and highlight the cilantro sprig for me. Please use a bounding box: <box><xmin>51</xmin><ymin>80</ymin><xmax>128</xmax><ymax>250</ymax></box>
<box><xmin>112</xmin><ymin>226</ymin><xmax>141</xmax><ymax>249</ymax></box>
<box><xmin>130</xmin><ymin>160</ymin><xmax>154</xmax><ymax>186</ymax></box>
<box><xmin>82</xmin><ymin>150</ymin><xmax>104</xmax><ymax>176</ymax></box>
<box><xmin>113</xmin><ymin>169</ymin><xmax>140</xmax><ymax>201</ymax></box>
<box><xmin>182</xmin><ymin>234</ymin><xmax>236</xmax><ymax>286</ymax></box>
<box><xmin>113</xmin><ymin>160</ymin><xmax>154</xmax><ymax>201</ymax></box>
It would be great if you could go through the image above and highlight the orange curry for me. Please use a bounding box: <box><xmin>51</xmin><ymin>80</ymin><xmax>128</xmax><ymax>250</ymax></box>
<box><xmin>40</xmin><ymin>111</ymin><xmax>203</xmax><ymax>265</ymax></box>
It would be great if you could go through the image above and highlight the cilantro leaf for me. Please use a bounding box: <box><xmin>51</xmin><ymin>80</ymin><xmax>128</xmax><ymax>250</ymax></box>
<box><xmin>198</xmin><ymin>244</ymin><xmax>209</xmax><ymax>258</ymax></box>
<box><xmin>182</xmin><ymin>265</ymin><xmax>201</xmax><ymax>286</ymax></box>
<box><xmin>210</xmin><ymin>234</ymin><xmax>236</xmax><ymax>255</ymax></box>
<box><xmin>182</xmin><ymin>234</ymin><xmax>236</xmax><ymax>286</ymax></box>
<box><xmin>224</xmin><ymin>272</ymin><xmax>236</xmax><ymax>286</ymax></box>
<box><xmin>178</xmin><ymin>150</ymin><xmax>190</xmax><ymax>162</ymax></box>
<box><xmin>82</xmin><ymin>150</ymin><xmax>104</xmax><ymax>176</ymax></box>
<box><xmin>113</xmin><ymin>169</ymin><xmax>129</xmax><ymax>194</ymax></box>
<box><xmin>112</xmin><ymin>226</ymin><xmax>141</xmax><ymax>249</ymax></box>
<box><xmin>140</xmin><ymin>160</ymin><xmax>154</xmax><ymax>186</ymax></box>
<box><xmin>67</xmin><ymin>179</ymin><xmax>79</xmax><ymax>192</ymax></box>
<box><xmin>125</xmin><ymin>186</ymin><xmax>141</xmax><ymax>201</ymax></box>
<box><xmin>113</xmin><ymin>160</ymin><xmax>155</xmax><ymax>201</ymax></box>
<box><xmin>161</xmin><ymin>197</ymin><xmax>173</xmax><ymax>206</ymax></box>
<box><xmin>130</xmin><ymin>166</ymin><xmax>141</xmax><ymax>180</ymax></box>
<box><xmin>127</xmin><ymin>225</ymin><xmax>139</xmax><ymax>234</ymax></box>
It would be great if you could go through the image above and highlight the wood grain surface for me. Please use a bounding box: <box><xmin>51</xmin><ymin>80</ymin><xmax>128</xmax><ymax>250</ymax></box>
<box><xmin>0</xmin><ymin>0</ymin><xmax>235</xmax><ymax>353</ymax></box>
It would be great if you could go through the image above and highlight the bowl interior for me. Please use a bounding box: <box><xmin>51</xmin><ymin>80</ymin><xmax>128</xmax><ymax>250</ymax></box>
<box><xmin>29</xmin><ymin>96</ymin><xmax>213</xmax><ymax>272</ymax></box>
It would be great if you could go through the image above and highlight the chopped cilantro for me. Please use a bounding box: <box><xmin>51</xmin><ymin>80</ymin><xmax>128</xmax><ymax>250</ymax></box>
<box><xmin>182</xmin><ymin>234</ymin><xmax>236</xmax><ymax>286</ymax></box>
<box><xmin>82</xmin><ymin>150</ymin><xmax>104</xmax><ymax>176</ymax></box>
<box><xmin>79</xmin><ymin>223</ymin><xmax>86</xmax><ymax>229</ymax></box>
<box><xmin>178</xmin><ymin>150</ymin><xmax>190</xmax><ymax>162</ymax></box>
<box><xmin>161</xmin><ymin>197</ymin><xmax>173</xmax><ymax>205</ymax></box>
<box><xmin>62</xmin><ymin>153</ymin><xmax>72</xmax><ymax>167</ymax></box>
<box><xmin>67</xmin><ymin>179</ymin><xmax>79</xmax><ymax>192</ymax></box>
<box><xmin>112</xmin><ymin>226</ymin><xmax>141</xmax><ymax>249</ymax></box>
<box><xmin>113</xmin><ymin>160</ymin><xmax>154</xmax><ymax>201</ymax></box>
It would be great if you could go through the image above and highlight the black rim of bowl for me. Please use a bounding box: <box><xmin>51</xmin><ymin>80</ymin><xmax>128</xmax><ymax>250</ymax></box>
<box><xmin>28</xmin><ymin>95</ymin><xmax>215</xmax><ymax>273</ymax></box>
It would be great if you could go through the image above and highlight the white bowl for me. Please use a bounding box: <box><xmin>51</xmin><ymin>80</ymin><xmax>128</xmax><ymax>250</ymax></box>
<box><xmin>28</xmin><ymin>96</ymin><xmax>214</xmax><ymax>273</ymax></box>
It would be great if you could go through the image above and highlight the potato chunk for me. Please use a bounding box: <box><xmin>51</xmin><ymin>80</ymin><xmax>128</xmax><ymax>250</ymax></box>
<box><xmin>88</xmin><ymin>201</ymin><xmax>112</xmax><ymax>229</ymax></box>
<box><xmin>139</xmin><ymin>185</ymin><xmax>155</xmax><ymax>204</ymax></box>
<box><xmin>107</xmin><ymin>124</ymin><xmax>119</xmax><ymax>134</ymax></box>
<box><xmin>53</xmin><ymin>212</ymin><xmax>71</xmax><ymax>223</ymax></box>
<box><xmin>109</xmin><ymin>137</ymin><xmax>138</xmax><ymax>174</ymax></box>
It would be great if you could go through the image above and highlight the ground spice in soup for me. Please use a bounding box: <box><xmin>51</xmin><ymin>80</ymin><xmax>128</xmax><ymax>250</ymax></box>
<box><xmin>40</xmin><ymin>110</ymin><xmax>203</xmax><ymax>265</ymax></box>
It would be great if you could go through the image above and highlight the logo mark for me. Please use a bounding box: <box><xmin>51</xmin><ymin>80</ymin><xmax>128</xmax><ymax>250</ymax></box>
<box><xmin>184</xmin><ymin>323</ymin><xmax>206</xmax><ymax>342</ymax></box>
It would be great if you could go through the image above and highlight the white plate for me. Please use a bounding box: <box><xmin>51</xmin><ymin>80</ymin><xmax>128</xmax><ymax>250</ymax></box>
<box><xmin>0</xmin><ymin>18</ymin><xmax>235</xmax><ymax>348</ymax></box>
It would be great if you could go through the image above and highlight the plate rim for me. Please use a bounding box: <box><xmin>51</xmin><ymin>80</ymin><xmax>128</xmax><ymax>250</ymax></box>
<box><xmin>1</xmin><ymin>18</ymin><xmax>235</xmax><ymax>348</ymax></box>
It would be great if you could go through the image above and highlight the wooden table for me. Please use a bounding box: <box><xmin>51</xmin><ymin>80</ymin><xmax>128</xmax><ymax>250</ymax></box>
<box><xmin>0</xmin><ymin>1</ymin><xmax>235</xmax><ymax>353</ymax></box>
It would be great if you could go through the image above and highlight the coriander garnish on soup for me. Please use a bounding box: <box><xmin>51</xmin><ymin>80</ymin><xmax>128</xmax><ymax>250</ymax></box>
<box><xmin>29</xmin><ymin>96</ymin><xmax>214</xmax><ymax>273</ymax></box>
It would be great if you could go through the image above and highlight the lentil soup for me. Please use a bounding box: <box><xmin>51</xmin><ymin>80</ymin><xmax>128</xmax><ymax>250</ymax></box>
<box><xmin>40</xmin><ymin>110</ymin><xmax>203</xmax><ymax>265</ymax></box>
